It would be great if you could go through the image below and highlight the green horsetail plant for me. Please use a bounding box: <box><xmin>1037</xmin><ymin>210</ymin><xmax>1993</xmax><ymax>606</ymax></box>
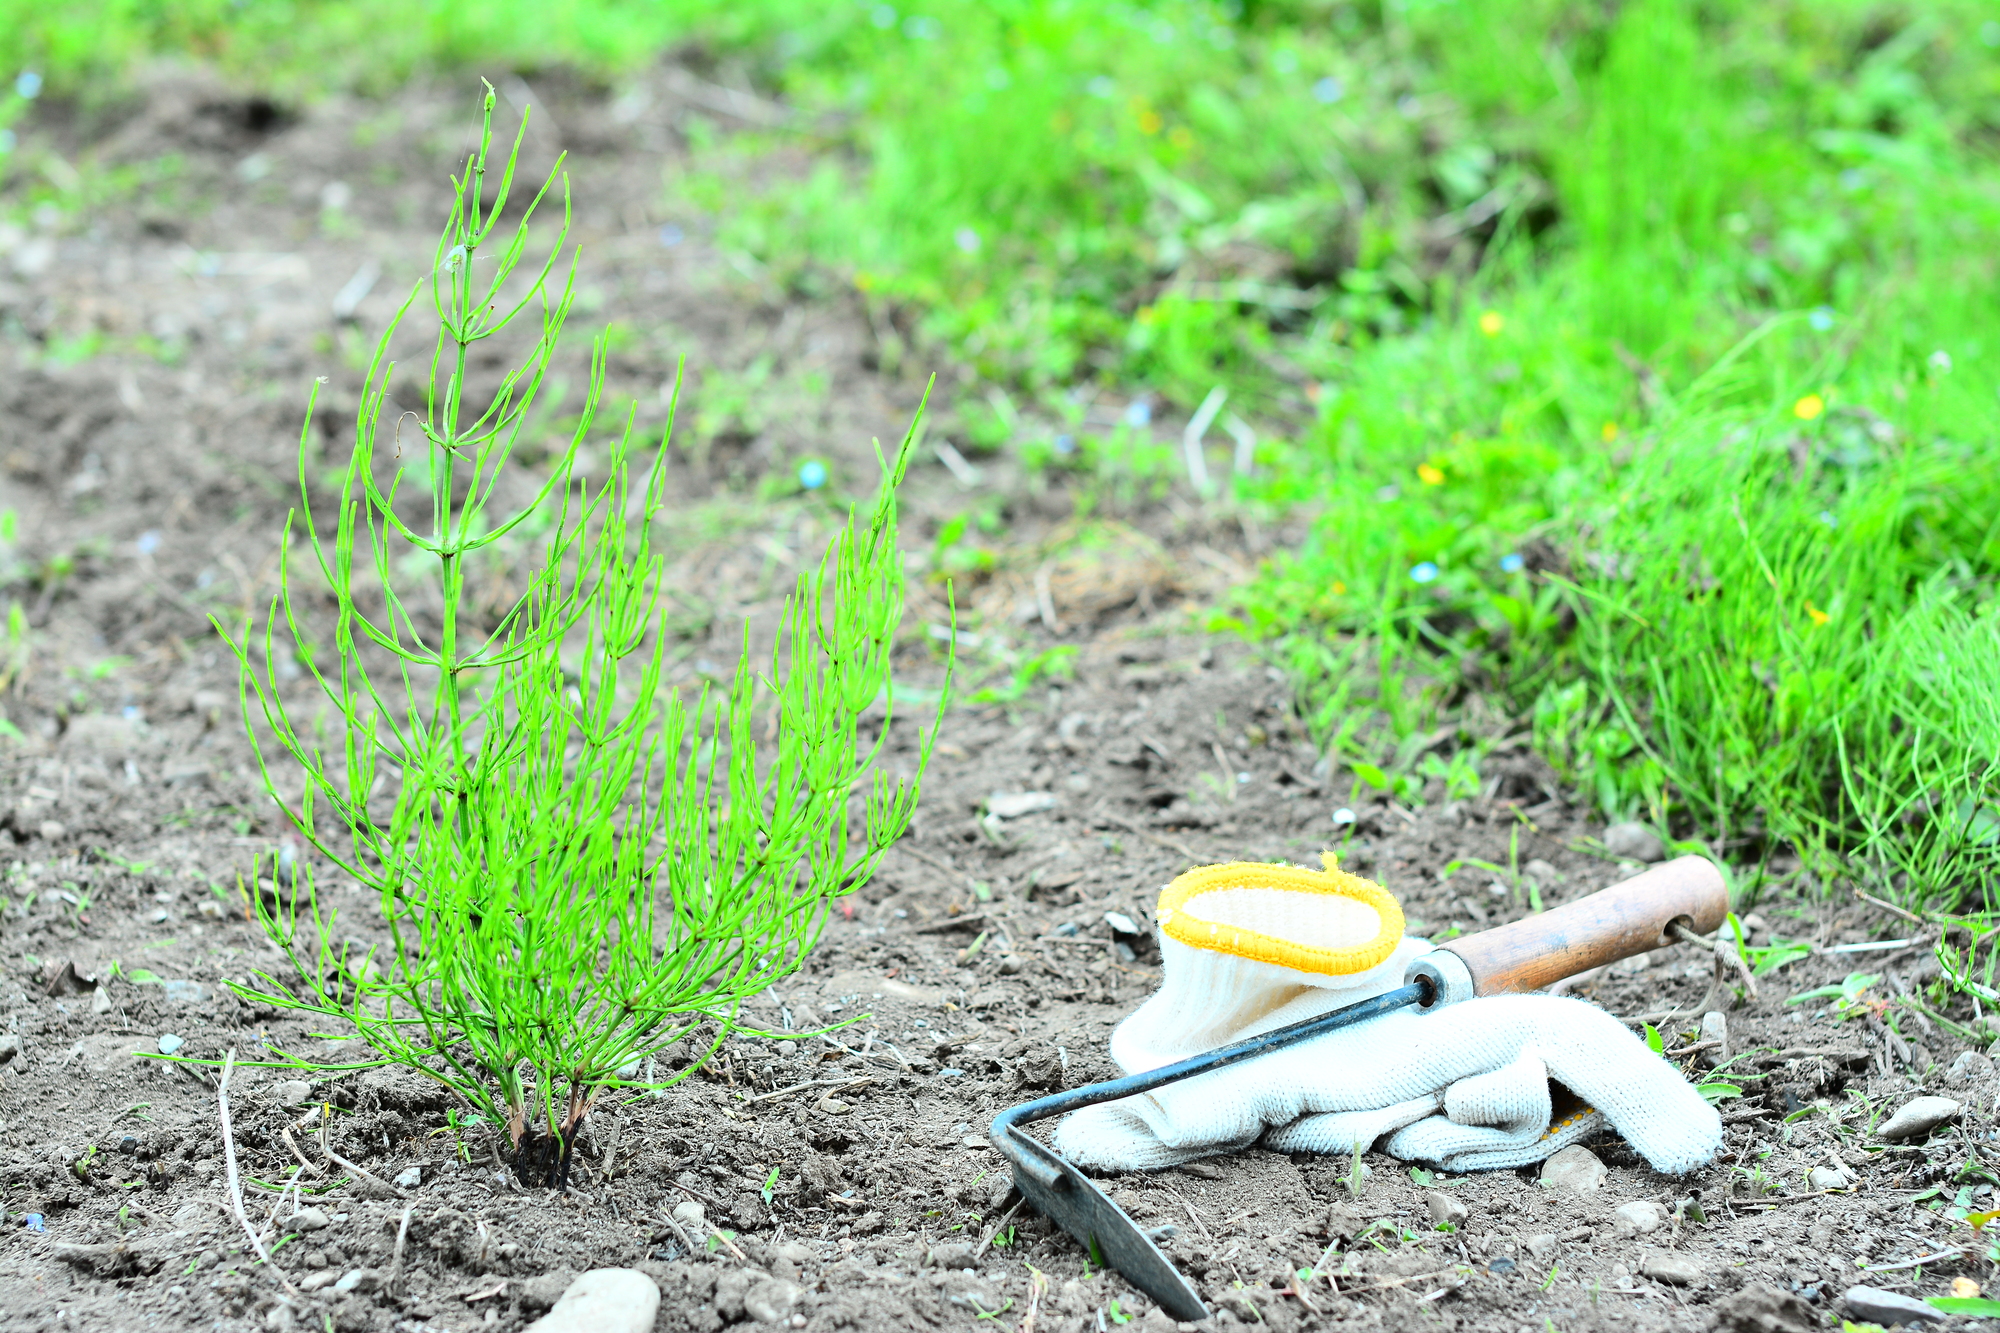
<box><xmin>214</xmin><ymin>87</ymin><xmax>945</xmax><ymax>1185</ymax></box>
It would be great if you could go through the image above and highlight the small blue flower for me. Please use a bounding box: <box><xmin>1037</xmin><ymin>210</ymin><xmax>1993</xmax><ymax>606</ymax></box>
<box><xmin>797</xmin><ymin>460</ymin><xmax>828</xmax><ymax>491</ymax></box>
<box><xmin>1312</xmin><ymin>76</ymin><xmax>1344</xmax><ymax>104</ymax></box>
<box><xmin>1818</xmin><ymin>510</ymin><xmax>1838</xmax><ymax>528</ymax></box>
<box><xmin>658</xmin><ymin>224</ymin><xmax>684</xmax><ymax>248</ymax></box>
<box><xmin>1053</xmin><ymin>434</ymin><xmax>1077</xmax><ymax>455</ymax></box>
<box><xmin>1123</xmin><ymin>398</ymin><xmax>1152</xmax><ymax>427</ymax></box>
<box><xmin>1410</xmin><ymin>561</ymin><xmax>1439</xmax><ymax>584</ymax></box>
<box><xmin>15</xmin><ymin>71</ymin><xmax>41</xmax><ymax>100</ymax></box>
<box><xmin>23</xmin><ymin>1213</ymin><xmax>44</xmax><ymax>1232</ymax></box>
<box><xmin>136</xmin><ymin>529</ymin><xmax>162</xmax><ymax>556</ymax></box>
<box><xmin>1809</xmin><ymin>306</ymin><xmax>1835</xmax><ymax>332</ymax></box>
<box><xmin>1499</xmin><ymin>553</ymin><xmax>1525</xmax><ymax>574</ymax></box>
<box><xmin>954</xmin><ymin>227</ymin><xmax>981</xmax><ymax>255</ymax></box>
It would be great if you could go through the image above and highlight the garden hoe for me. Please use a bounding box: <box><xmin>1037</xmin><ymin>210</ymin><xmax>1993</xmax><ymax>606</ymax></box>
<box><xmin>989</xmin><ymin>855</ymin><xmax>1728</xmax><ymax>1320</ymax></box>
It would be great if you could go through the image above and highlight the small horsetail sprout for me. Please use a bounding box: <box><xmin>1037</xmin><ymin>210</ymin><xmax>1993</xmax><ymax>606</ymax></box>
<box><xmin>214</xmin><ymin>85</ymin><xmax>947</xmax><ymax>1186</ymax></box>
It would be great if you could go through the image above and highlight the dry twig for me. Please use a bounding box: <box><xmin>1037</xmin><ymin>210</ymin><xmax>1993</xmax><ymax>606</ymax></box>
<box><xmin>218</xmin><ymin>1050</ymin><xmax>298</xmax><ymax>1296</ymax></box>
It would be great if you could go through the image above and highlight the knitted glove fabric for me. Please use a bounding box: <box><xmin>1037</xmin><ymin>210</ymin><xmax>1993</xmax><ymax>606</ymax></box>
<box><xmin>1057</xmin><ymin>860</ymin><xmax>1722</xmax><ymax>1176</ymax></box>
<box><xmin>1111</xmin><ymin>855</ymin><xmax>1428</xmax><ymax>1073</ymax></box>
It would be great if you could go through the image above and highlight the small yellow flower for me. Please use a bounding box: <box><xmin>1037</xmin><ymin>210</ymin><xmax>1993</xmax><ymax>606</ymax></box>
<box><xmin>854</xmin><ymin>270</ymin><xmax>875</xmax><ymax>293</ymax></box>
<box><xmin>1601</xmin><ymin>421</ymin><xmax>1620</xmax><ymax>443</ymax></box>
<box><xmin>1806</xmin><ymin>602</ymin><xmax>1829</xmax><ymax>627</ymax></box>
<box><xmin>1477</xmin><ymin>310</ymin><xmax>1504</xmax><ymax>337</ymax></box>
<box><xmin>1137</xmin><ymin>109</ymin><xmax>1163</xmax><ymax>135</ymax></box>
<box><xmin>1417</xmin><ymin>463</ymin><xmax>1445</xmax><ymax>485</ymax></box>
<box><xmin>1332</xmin><ymin>581</ymin><xmax>1348</xmax><ymax>596</ymax></box>
<box><xmin>1793</xmin><ymin>393</ymin><xmax>1825</xmax><ymax>421</ymax></box>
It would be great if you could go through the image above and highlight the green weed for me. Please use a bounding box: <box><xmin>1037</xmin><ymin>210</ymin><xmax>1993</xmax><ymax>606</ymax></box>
<box><xmin>210</xmin><ymin>91</ymin><xmax>943</xmax><ymax>1181</ymax></box>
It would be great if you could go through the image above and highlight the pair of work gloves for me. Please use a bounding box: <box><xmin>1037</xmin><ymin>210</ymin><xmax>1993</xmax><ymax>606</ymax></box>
<box><xmin>1055</xmin><ymin>856</ymin><xmax>1722</xmax><ymax>1175</ymax></box>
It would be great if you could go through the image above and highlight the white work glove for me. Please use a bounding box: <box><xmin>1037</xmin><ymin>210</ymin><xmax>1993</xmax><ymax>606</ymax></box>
<box><xmin>1056</xmin><ymin>858</ymin><xmax>1722</xmax><ymax>1176</ymax></box>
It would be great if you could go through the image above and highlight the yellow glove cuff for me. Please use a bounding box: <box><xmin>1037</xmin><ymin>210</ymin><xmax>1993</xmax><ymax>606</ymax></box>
<box><xmin>1156</xmin><ymin>853</ymin><xmax>1403</xmax><ymax>978</ymax></box>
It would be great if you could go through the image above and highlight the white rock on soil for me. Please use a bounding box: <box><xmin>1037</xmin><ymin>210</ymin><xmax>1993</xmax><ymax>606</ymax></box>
<box><xmin>291</xmin><ymin>1207</ymin><xmax>330</xmax><ymax>1231</ymax></box>
<box><xmin>985</xmin><ymin>791</ymin><xmax>1056</xmax><ymax>819</ymax></box>
<box><xmin>1807</xmin><ymin>1165</ymin><xmax>1853</xmax><ymax>1191</ymax></box>
<box><xmin>1948</xmin><ymin>1050</ymin><xmax>1995</xmax><ymax>1084</ymax></box>
<box><xmin>91</xmin><ymin>986</ymin><xmax>112</xmax><ymax>1014</ymax></box>
<box><xmin>1612</xmin><ymin>1201</ymin><xmax>1663</xmax><ymax>1237</ymax></box>
<box><xmin>392</xmin><ymin>1166</ymin><xmax>422</xmax><ymax>1189</ymax></box>
<box><xmin>1844</xmin><ymin>1284</ymin><xmax>1946</xmax><ymax>1326</ymax></box>
<box><xmin>1877</xmin><ymin>1096</ymin><xmax>1961</xmax><ymax>1142</ymax></box>
<box><xmin>525</xmin><ymin>1268</ymin><xmax>661</xmax><ymax>1333</ymax></box>
<box><xmin>672</xmin><ymin>1201</ymin><xmax>706</xmax><ymax>1229</ymax></box>
<box><xmin>1603</xmin><ymin>822</ymin><xmax>1665</xmax><ymax>862</ymax></box>
<box><xmin>275</xmin><ymin>1080</ymin><xmax>313</xmax><ymax>1107</ymax></box>
<box><xmin>1525</xmin><ymin>1234</ymin><xmax>1557</xmax><ymax>1259</ymax></box>
<box><xmin>926</xmin><ymin>1242</ymin><xmax>977</xmax><ymax>1269</ymax></box>
<box><xmin>1639</xmin><ymin>1252</ymin><xmax>1703</xmax><ymax>1285</ymax></box>
<box><xmin>742</xmin><ymin>1277</ymin><xmax>803</xmax><ymax>1323</ymax></box>
<box><xmin>0</xmin><ymin>1033</ymin><xmax>18</xmax><ymax>1063</ymax></box>
<box><xmin>1700</xmin><ymin>1011</ymin><xmax>1729</xmax><ymax>1058</ymax></box>
<box><xmin>1540</xmin><ymin>1145</ymin><xmax>1607</xmax><ymax>1194</ymax></box>
<box><xmin>1424</xmin><ymin>1190</ymin><xmax>1468</xmax><ymax>1227</ymax></box>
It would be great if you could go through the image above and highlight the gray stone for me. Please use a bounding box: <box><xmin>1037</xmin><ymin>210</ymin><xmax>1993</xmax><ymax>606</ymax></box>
<box><xmin>1424</xmin><ymin>1190</ymin><xmax>1468</xmax><ymax>1228</ymax></box>
<box><xmin>1877</xmin><ymin>1095</ymin><xmax>1961</xmax><ymax>1142</ymax></box>
<box><xmin>91</xmin><ymin>986</ymin><xmax>112</xmax><ymax>1014</ymax></box>
<box><xmin>1523</xmin><ymin>858</ymin><xmax>1561</xmax><ymax>886</ymax></box>
<box><xmin>1948</xmin><ymin>1050</ymin><xmax>1995</xmax><ymax>1085</ymax></box>
<box><xmin>671</xmin><ymin>1201</ymin><xmax>706</xmax><ymax>1229</ymax></box>
<box><xmin>985</xmin><ymin>791</ymin><xmax>1056</xmax><ymax>819</ymax></box>
<box><xmin>1700</xmin><ymin>1011</ymin><xmax>1729</xmax><ymax>1059</ymax></box>
<box><xmin>157</xmin><ymin>1033</ymin><xmax>184</xmax><ymax>1056</ymax></box>
<box><xmin>525</xmin><ymin>1269</ymin><xmax>660</xmax><ymax>1333</ymax></box>
<box><xmin>0</xmin><ymin>1033</ymin><xmax>18</xmax><ymax>1064</ymax></box>
<box><xmin>742</xmin><ymin>1277</ymin><xmax>803</xmax><ymax>1323</ymax></box>
<box><xmin>1611</xmin><ymin>1201</ymin><xmax>1663</xmax><ymax>1237</ymax></box>
<box><xmin>1639</xmin><ymin>1252</ymin><xmax>1703</xmax><ymax>1285</ymax></box>
<box><xmin>290</xmin><ymin>1207</ymin><xmax>330</xmax><ymax>1232</ymax></box>
<box><xmin>926</xmin><ymin>1241</ymin><xmax>978</xmax><ymax>1269</ymax></box>
<box><xmin>1604</xmin><ymin>822</ymin><xmax>1665</xmax><ymax>862</ymax></box>
<box><xmin>331</xmin><ymin>1268</ymin><xmax>379</xmax><ymax>1294</ymax></box>
<box><xmin>275</xmin><ymin>1080</ymin><xmax>313</xmax><ymax>1107</ymax></box>
<box><xmin>161</xmin><ymin>981</ymin><xmax>212</xmax><ymax>1005</ymax></box>
<box><xmin>1540</xmin><ymin>1145</ymin><xmax>1607</xmax><ymax>1194</ymax></box>
<box><xmin>1844</xmin><ymin>1284</ymin><xmax>1946</xmax><ymax>1326</ymax></box>
<box><xmin>1807</xmin><ymin>1165</ymin><xmax>1853</xmax><ymax>1191</ymax></box>
<box><xmin>392</xmin><ymin>1165</ymin><xmax>422</xmax><ymax>1189</ymax></box>
<box><xmin>1524</xmin><ymin>1234</ymin><xmax>1557</xmax><ymax>1259</ymax></box>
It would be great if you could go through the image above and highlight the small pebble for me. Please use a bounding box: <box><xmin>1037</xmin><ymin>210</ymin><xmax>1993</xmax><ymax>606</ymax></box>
<box><xmin>157</xmin><ymin>1034</ymin><xmax>184</xmax><ymax>1056</ymax></box>
<box><xmin>1639</xmin><ymin>1252</ymin><xmax>1703</xmax><ymax>1285</ymax></box>
<box><xmin>292</xmin><ymin>1207</ymin><xmax>330</xmax><ymax>1232</ymax></box>
<box><xmin>331</xmin><ymin>1268</ymin><xmax>379</xmax><ymax>1294</ymax></box>
<box><xmin>1540</xmin><ymin>1145</ymin><xmax>1606</xmax><ymax>1194</ymax></box>
<box><xmin>1948</xmin><ymin>1051</ymin><xmax>1995</xmax><ymax>1085</ymax></box>
<box><xmin>392</xmin><ymin>1166</ymin><xmax>422</xmax><ymax>1189</ymax></box>
<box><xmin>743</xmin><ymin>1277</ymin><xmax>803</xmax><ymax>1324</ymax></box>
<box><xmin>1424</xmin><ymin>1190</ymin><xmax>1468</xmax><ymax>1228</ymax></box>
<box><xmin>0</xmin><ymin>1033</ymin><xmax>19</xmax><ymax>1063</ymax></box>
<box><xmin>91</xmin><ymin>987</ymin><xmax>112</xmax><ymax>1014</ymax></box>
<box><xmin>525</xmin><ymin>1268</ymin><xmax>661</xmax><ymax>1333</ymax></box>
<box><xmin>1603</xmin><ymin>822</ymin><xmax>1665</xmax><ymax>863</ymax></box>
<box><xmin>1525</xmin><ymin>1234</ymin><xmax>1557</xmax><ymax>1259</ymax></box>
<box><xmin>1613</xmin><ymin>1201</ymin><xmax>1663</xmax><ymax>1236</ymax></box>
<box><xmin>1807</xmin><ymin>1165</ymin><xmax>1852</xmax><ymax>1191</ymax></box>
<box><xmin>1877</xmin><ymin>1096</ymin><xmax>1961</xmax><ymax>1142</ymax></box>
<box><xmin>1844</xmin><ymin>1284</ymin><xmax>1946</xmax><ymax>1326</ymax></box>
<box><xmin>672</xmin><ymin>1201</ymin><xmax>706</xmax><ymax>1229</ymax></box>
<box><xmin>275</xmin><ymin>1080</ymin><xmax>313</xmax><ymax>1107</ymax></box>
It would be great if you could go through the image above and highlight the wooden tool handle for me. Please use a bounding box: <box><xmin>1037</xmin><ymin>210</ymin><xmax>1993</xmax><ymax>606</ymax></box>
<box><xmin>1440</xmin><ymin>855</ymin><xmax>1727</xmax><ymax>996</ymax></box>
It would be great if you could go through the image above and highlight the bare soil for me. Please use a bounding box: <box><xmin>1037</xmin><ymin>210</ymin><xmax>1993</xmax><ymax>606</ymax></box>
<box><xmin>1</xmin><ymin>64</ymin><xmax>1994</xmax><ymax>1333</ymax></box>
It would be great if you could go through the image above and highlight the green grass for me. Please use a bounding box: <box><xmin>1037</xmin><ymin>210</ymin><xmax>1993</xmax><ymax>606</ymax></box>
<box><xmin>4</xmin><ymin>1</ymin><xmax>1998</xmax><ymax>905</ymax></box>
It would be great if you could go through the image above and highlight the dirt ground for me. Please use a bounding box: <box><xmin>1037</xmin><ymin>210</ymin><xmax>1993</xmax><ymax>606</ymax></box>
<box><xmin>2</xmin><ymin>64</ymin><xmax>1996</xmax><ymax>1333</ymax></box>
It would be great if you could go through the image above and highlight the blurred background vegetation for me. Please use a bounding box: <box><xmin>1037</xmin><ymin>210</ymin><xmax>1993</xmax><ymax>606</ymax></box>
<box><xmin>2</xmin><ymin>0</ymin><xmax>1996</xmax><ymax>907</ymax></box>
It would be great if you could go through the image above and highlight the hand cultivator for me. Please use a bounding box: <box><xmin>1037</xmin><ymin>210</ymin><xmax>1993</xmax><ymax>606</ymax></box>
<box><xmin>990</xmin><ymin>856</ymin><xmax>1728</xmax><ymax>1320</ymax></box>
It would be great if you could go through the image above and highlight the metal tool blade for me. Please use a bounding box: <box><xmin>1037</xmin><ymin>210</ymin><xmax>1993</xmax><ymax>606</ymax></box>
<box><xmin>991</xmin><ymin>982</ymin><xmax>1429</xmax><ymax>1319</ymax></box>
